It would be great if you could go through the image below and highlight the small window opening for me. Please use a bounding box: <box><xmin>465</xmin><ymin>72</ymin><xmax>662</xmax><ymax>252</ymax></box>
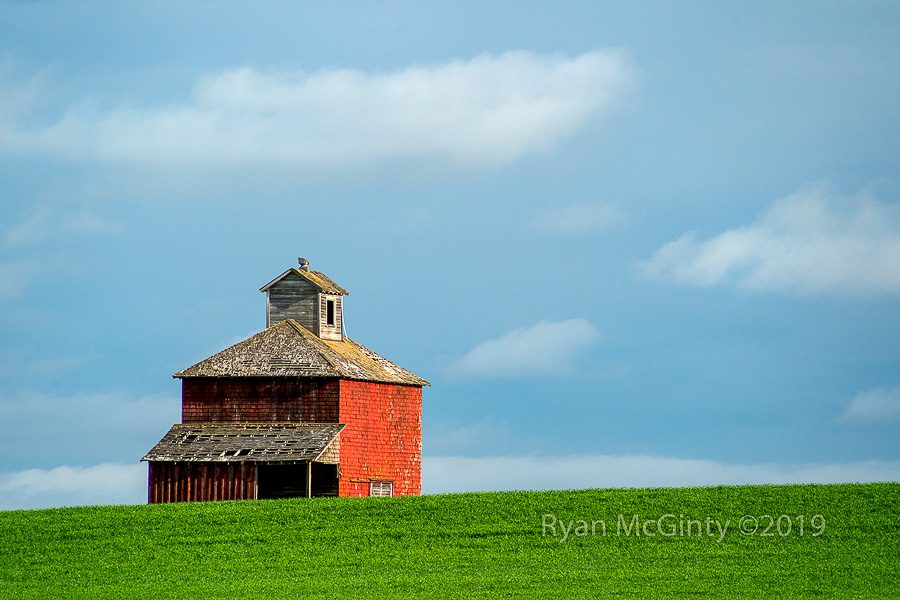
<box><xmin>370</xmin><ymin>481</ymin><xmax>393</xmax><ymax>497</ymax></box>
<box><xmin>326</xmin><ymin>300</ymin><xmax>335</xmax><ymax>326</ymax></box>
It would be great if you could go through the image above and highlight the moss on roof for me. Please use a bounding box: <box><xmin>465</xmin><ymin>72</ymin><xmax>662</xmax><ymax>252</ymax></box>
<box><xmin>173</xmin><ymin>320</ymin><xmax>429</xmax><ymax>386</ymax></box>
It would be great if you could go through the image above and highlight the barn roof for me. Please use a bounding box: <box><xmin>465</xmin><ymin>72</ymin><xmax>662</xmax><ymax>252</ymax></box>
<box><xmin>259</xmin><ymin>268</ymin><xmax>349</xmax><ymax>295</ymax></box>
<box><xmin>173</xmin><ymin>319</ymin><xmax>430</xmax><ymax>386</ymax></box>
<box><xmin>142</xmin><ymin>423</ymin><xmax>344</xmax><ymax>463</ymax></box>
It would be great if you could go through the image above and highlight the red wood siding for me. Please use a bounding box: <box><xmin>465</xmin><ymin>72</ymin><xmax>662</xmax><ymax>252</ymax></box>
<box><xmin>337</xmin><ymin>380</ymin><xmax>422</xmax><ymax>497</ymax></box>
<box><xmin>181</xmin><ymin>378</ymin><xmax>340</xmax><ymax>423</ymax></box>
<box><xmin>148</xmin><ymin>462</ymin><xmax>256</xmax><ymax>503</ymax></box>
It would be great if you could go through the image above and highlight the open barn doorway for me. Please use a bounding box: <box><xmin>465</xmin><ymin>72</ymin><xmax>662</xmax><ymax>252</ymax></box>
<box><xmin>256</xmin><ymin>463</ymin><xmax>339</xmax><ymax>499</ymax></box>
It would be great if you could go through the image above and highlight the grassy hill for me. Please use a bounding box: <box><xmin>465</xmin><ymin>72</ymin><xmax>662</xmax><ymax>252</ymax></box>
<box><xmin>0</xmin><ymin>482</ymin><xmax>897</xmax><ymax>598</ymax></box>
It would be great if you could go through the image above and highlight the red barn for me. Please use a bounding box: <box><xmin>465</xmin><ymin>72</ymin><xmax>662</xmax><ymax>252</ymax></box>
<box><xmin>142</xmin><ymin>260</ymin><xmax>429</xmax><ymax>502</ymax></box>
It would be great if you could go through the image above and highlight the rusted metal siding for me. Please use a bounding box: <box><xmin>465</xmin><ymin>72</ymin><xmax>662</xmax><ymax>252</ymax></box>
<box><xmin>266</xmin><ymin>271</ymin><xmax>319</xmax><ymax>332</ymax></box>
<box><xmin>148</xmin><ymin>461</ymin><xmax>256</xmax><ymax>503</ymax></box>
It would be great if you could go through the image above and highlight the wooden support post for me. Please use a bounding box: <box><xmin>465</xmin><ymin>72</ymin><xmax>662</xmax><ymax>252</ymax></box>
<box><xmin>307</xmin><ymin>461</ymin><xmax>312</xmax><ymax>498</ymax></box>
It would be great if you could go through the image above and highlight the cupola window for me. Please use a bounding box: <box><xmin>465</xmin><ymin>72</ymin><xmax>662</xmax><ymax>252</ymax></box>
<box><xmin>326</xmin><ymin>300</ymin><xmax>335</xmax><ymax>326</ymax></box>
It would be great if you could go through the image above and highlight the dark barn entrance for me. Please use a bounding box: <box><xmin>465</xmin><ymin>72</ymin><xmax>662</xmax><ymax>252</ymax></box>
<box><xmin>256</xmin><ymin>462</ymin><xmax>339</xmax><ymax>499</ymax></box>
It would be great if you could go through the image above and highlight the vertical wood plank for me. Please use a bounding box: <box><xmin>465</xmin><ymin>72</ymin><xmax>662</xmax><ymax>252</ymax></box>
<box><xmin>147</xmin><ymin>463</ymin><xmax>153</xmax><ymax>504</ymax></box>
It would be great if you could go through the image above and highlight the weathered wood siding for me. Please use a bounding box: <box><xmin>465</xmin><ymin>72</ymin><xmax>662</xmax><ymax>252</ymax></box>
<box><xmin>318</xmin><ymin>294</ymin><xmax>343</xmax><ymax>341</ymax></box>
<box><xmin>267</xmin><ymin>271</ymin><xmax>319</xmax><ymax>332</ymax></box>
<box><xmin>318</xmin><ymin>436</ymin><xmax>340</xmax><ymax>464</ymax></box>
<box><xmin>148</xmin><ymin>461</ymin><xmax>256</xmax><ymax>503</ymax></box>
<box><xmin>181</xmin><ymin>377</ymin><xmax>340</xmax><ymax>423</ymax></box>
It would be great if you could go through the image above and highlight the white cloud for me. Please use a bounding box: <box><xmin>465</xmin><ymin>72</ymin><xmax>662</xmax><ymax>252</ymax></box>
<box><xmin>531</xmin><ymin>202</ymin><xmax>624</xmax><ymax>235</ymax></box>
<box><xmin>839</xmin><ymin>386</ymin><xmax>900</xmax><ymax>425</ymax></box>
<box><xmin>447</xmin><ymin>319</ymin><xmax>600</xmax><ymax>379</ymax></box>
<box><xmin>0</xmin><ymin>463</ymin><xmax>145</xmax><ymax>510</ymax></box>
<box><xmin>423</xmin><ymin>454</ymin><xmax>900</xmax><ymax>493</ymax></box>
<box><xmin>640</xmin><ymin>183</ymin><xmax>900</xmax><ymax>295</ymax></box>
<box><xmin>2</xmin><ymin>50</ymin><xmax>634</xmax><ymax>167</ymax></box>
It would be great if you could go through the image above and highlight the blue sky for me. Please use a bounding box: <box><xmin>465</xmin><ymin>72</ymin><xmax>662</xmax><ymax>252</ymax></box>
<box><xmin>1</xmin><ymin>1</ymin><xmax>899</xmax><ymax>509</ymax></box>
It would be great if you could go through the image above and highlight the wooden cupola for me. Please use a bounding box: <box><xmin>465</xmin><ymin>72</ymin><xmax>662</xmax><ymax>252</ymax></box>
<box><xmin>144</xmin><ymin>258</ymin><xmax>428</xmax><ymax>503</ymax></box>
<box><xmin>259</xmin><ymin>258</ymin><xmax>350</xmax><ymax>341</ymax></box>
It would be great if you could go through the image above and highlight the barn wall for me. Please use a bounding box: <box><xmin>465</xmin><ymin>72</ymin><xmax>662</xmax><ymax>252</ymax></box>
<box><xmin>148</xmin><ymin>462</ymin><xmax>256</xmax><ymax>503</ymax></box>
<box><xmin>182</xmin><ymin>378</ymin><xmax>340</xmax><ymax>423</ymax></box>
<box><xmin>337</xmin><ymin>380</ymin><xmax>422</xmax><ymax>497</ymax></box>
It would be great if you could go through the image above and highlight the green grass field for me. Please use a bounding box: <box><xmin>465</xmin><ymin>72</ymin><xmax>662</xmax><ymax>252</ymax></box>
<box><xmin>0</xmin><ymin>483</ymin><xmax>897</xmax><ymax>598</ymax></box>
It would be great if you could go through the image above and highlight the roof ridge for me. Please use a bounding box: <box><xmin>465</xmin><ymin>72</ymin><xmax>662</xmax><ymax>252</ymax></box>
<box><xmin>259</xmin><ymin>268</ymin><xmax>349</xmax><ymax>295</ymax></box>
<box><xmin>283</xmin><ymin>319</ymin><xmax>345</xmax><ymax>374</ymax></box>
<box><xmin>173</xmin><ymin>319</ymin><xmax>428</xmax><ymax>385</ymax></box>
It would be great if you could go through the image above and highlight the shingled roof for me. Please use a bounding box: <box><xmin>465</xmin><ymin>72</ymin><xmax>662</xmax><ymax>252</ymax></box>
<box><xmin>259</xmin><ymin>268</ymin><xmax>349</xmax><ymax>295</ymax></box>
<box><xmin>142</xmin><ymin>423</ymin><xmax>344</xmax><ymax>463</ymax></box>
<box><xmin>173</xmin><ymin>319</ymin><xmax>430</xmax><ymax>386</ymax></box>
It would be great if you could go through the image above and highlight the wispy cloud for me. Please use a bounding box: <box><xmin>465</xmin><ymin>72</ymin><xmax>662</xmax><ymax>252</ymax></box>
<box><xmin>531</xmin><ymin>202</ymin><xmax>624</xmax><ymax>235</ymax></box>
<box><xmin>4</xmin><ymin>207</ymin><xmax>51</xmax><ymax>246</ymax></box>
<box><xmin>61</xmin><ymin>211</ymin><xmax>121</xmax><ymax>236</ymax></box>
<box><xmin>0</xmin><ymin>261</ymin><xmax>30</xmax><ymax>300</ymax></box>
<box><xmin>423</xmin><ymin>454</ymin><xmax>900</xmax><ymax>493</ymax></box>
<box><xmin>446</xmin><ymin>319</ymin><xmax>600</xmax><ymax>379</ymax></box>
<box><xmin>0</xmin><ymin>352</ymin><xmax>92</xmax><ymax>378</ymax></box>
<box><xmin>0</xmin><ymin>55</ymin><xmax>48</xmax><ymax>125</ymax></box>
<box><xmin>839</xmin><ymin>386</ymin><xmax>900</xmax><ymax>425</ymax></box>
<box><xmin>0</xmin><ymin>391</ymin><xmax>178</xmax><ymax>467</ymax></box>
<box><xmin>640</xmin><ymin>183</ymin><xmax>900</xmax><ymax>296</ymax></box>
<box><xmin>1</xmin><ymin>51</ymin><xmax>634</xmax><ymax>168</ymax></box>
<box><xmin>425</xmin><ymin>419</ymin><xmax>510</xmax><ymax>454</ymax></box>
<box><xmin>0</xmin><ymin>463</ymin><xmax>145</xmax><ymax>510</ymax></box>
<box><xmin>5</xmin><ymin>207</ymin><xmax>121</xmax><ymax>247</ymax></box>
